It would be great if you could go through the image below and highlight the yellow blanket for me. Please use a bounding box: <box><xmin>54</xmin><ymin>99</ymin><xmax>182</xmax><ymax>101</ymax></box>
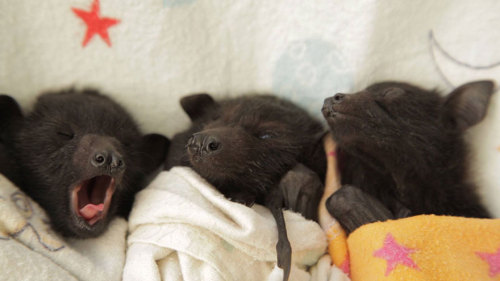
<box><xmin>321</xmin><ymin>134</ymin><xmax>500</xmax><ymax>281</ymax></box>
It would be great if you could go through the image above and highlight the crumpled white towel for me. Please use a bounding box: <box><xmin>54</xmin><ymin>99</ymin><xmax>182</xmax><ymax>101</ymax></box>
<box><xmin>0</xmin><ymin>174</ymin><xmax>127</xmax><ymax>281</ymax></box>
<box><xmin>123</xmin><ymin>167</ymin><xmax>329</xmax><ymax>281</ymax></box>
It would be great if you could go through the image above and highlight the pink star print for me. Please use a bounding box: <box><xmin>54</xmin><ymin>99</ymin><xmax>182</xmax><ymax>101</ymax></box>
<box><xmin>476</xmin><ymin>247</ymin><xmax>500</xmax><ymax>277</ymax></box>
<box><xmin>373</xmin><ymin>233</ymin><xmax>419</xmax><ymax>276</ymax></box>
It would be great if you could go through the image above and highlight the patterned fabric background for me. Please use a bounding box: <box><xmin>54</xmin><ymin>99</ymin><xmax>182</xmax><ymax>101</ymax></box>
<box><xmin>0</xmin><ymin>0</ymin><xmax>499</xmax><ymax>221</ymax></box>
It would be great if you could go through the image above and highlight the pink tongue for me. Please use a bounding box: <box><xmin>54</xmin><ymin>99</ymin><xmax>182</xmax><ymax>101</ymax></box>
<box><xmin>79</xmin><ymin>204</ymin><xmax>104</xmax><ymax>220</ymax></box>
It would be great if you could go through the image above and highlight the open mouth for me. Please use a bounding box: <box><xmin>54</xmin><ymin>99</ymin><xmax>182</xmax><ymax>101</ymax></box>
<box><xmin>71</xmin><ymin>175</ymin><xmax>116</xmax><ymax>226</ymax></box>
<box><xmin>323</xmin><ymin>109</ymin><xmax>349</xmax><ymax>120</ymax></box>
<box><xmin>323</xmin><ymin>107</ymin><xmax>364</xmax><ymax>121</ymax></box>
<box><xmin>321</xmin><ymin>105</ymin><xmax>334</xmax><ymax>118</ymax></box>
<box><xmin>322</xmin><ymin>105</ymin><xmax>348</xmax><ymax>119</ymax></box>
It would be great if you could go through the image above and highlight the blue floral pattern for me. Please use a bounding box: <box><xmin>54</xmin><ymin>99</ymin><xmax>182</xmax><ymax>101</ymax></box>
<box><xmin>273</xmin><ymin>39</ymin><xmax>353</xmax><ymax>118</ymax></box>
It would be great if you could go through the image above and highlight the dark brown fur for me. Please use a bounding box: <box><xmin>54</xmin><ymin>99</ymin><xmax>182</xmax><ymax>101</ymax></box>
<box><xmin>0</xmin><ymin>90</ymin><xmax>169</xmax><ymax>238</ymax></box>
<box><xmin>322</xmin><ymin>81</ymin><xmax>494</xmax><ymax>234</ymax></box>
<box><xmin>0</xmin><ymin>96</ymin><xmax>22</xmax><ymax>185</ymax></box>
<box><xmin>165</xmin><ymin>93</ymin><xmax>326</xmax><ymax>281</ymax></box>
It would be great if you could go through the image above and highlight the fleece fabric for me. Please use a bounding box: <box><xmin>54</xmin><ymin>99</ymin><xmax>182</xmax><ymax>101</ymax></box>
<box><xmin>320</xmin><ymin>135</ymin><xmax>500</xmax><ymax>281</ymax></box>
<box><xmin>0</xmin><ymin>175</ymin><xmax>127</xmax><ymax>281</ymax></box>
<box><xmin>347</xmin><ymin>215</ymin><xmax>500</xmax><ymax>281</ymax></box>
<box><xmin>123</xmin><ymin>167</ymin><xmax>347</xmax><ymax>281</ymax></box>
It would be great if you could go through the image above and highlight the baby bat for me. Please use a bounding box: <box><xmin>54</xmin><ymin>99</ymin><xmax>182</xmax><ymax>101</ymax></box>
<box><xmin>321</xmin><ymin>80</ymin><xmax>494</xmax><ymax>234</ymax></box>
<box><xmin>165</xmin><ymin>93</ymin><xmax>327</xmax><ymax>281</ymax></box>
<box><xmin>0</xmin><ymin>89</ymin><xmax>169</xmax><ymax>238</ymax></box>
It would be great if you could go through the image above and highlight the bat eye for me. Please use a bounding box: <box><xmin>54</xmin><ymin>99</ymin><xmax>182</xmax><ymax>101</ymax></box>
<box><xmin>258</xmin><ymin>133</ymin><xmax>273</xmax><ymax>140</ymax></box>
<box><xmin>381</xmin><ymin>87</ymin><xmax>404</xmax><ymax>98</ymax></box>
<box><xmin>57</xmin><ymin>131</ymin><xmax>74</xmax><ymax>140</ymax></box>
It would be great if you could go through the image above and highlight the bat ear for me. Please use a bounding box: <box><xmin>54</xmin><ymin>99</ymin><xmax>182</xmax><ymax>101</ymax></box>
<box><xmin>0</xmin><ymin>95</ymin><xmax>23</xmax><ymax>137</ymax></box>
<box><xmin>442</xmin><ymin>80</ymin><xmax>495</xmax><ymax>131</ymax></box>
<box><xmin>180</xmin><ymin>93</ymin><xmax>217</xmax><ymax>121</ymax></box>
<box><xmin>140</xmin><ymin>133</ymin><xmax>170</xmax><ymax>174</ymax></box>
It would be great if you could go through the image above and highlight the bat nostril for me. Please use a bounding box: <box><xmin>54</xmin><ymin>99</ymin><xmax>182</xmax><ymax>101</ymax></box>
<box><xmin>208</xmin><ymin>141</ymin><xmax>220</xmax><ymax>152</ymax></box>
<box><xmin>110</xmin><ymin>152</ymin><xmax>125</xmax><ymax>171</ymax></box>
<box><xmin>93</xmin><ymin>153</ymin><xmax>106</xmax><ymax>166</ymax></box>
<box><xmin>333</xmin><ymin>93</ymin><xmax>345</xmax><ymax>103</ymax></box>
<box><xmin>204</xmin><ymin>136</ymin><xmax>221</xmax><ymax>154</ymax></box>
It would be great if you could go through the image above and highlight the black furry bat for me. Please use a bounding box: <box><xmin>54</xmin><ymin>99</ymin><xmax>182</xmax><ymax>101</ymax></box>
<box><xmin>321</xmin><ymin>80</ymin><xmax>494</xmax><ymax>234</ymax></box>
<box><xmin>0</xmin><ymin>90</ymin><xmax>169</xmax><ymax>238</ymax></box>
<box><xmin>165</xmin><ymin>93</ymin><xmax>326</xmax><ymax>281</ymax></box>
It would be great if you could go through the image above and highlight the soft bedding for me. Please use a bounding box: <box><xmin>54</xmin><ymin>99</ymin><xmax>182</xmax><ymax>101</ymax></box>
<box><xmin>321</xmin><ymin>135</ymin><xmax>500</xmax><ymax>281</ymax></box>
<box><xmin>123</xmin><ymin>167</ymin><xmax>340</xmax><ymax>281</ymax></box>
<box><xmin>346</xmin><ymin>215</ymin><xmax>500</xmax><ymax>281</ymax></box>
<box><xmin>0</xmin><ymin>175</ymin><xmax>127</xmax><ymax>281</ymax></box>
<box><xmin>0</xmin><ymin>0</ymin><xmax>499</xmax><ymax>280</ymax></box>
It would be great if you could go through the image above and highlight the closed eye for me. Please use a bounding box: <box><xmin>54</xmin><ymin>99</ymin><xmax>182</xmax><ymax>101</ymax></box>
<box><xmin>256</xmin><ymin>130</ymin><xmax>278</xmax><ymax>140</ymax></box>
<box><xmin>374</xmin><ymin>100</ymin><xmax>395</xmax><ymax>119</ymax></box>
<box><xmin>381</xmin><ymin>87</ymin><xmax>404</xmax><ymax>98</ymax></box>
<box><xmin>258</xmin><ymin>133</ymin><xmax>273</xmax><ymax>140</ymax></box>
<box><xmin>57</xmin><ymin>131</ymin><xmax>74</xmax><ymax>139</ymax></box>
<box><xmin>255</xmin><ymin>122</ymin><xmax>282</xmax><ymax>140</ymax></box>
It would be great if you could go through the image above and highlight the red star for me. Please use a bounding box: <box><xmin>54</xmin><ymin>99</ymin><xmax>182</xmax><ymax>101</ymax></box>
<box><xmin>72</xmin><ymin>0</ymin><xmax>120</xmax><ymax>47</ymax></box>
<box><xmin>373</xmin><ymin>233</ymin><xmax>419</xmax><ymax>276</ymax></box>
<box><xmin>476</xmin><ymin>247</ymin><xmax>500</xmax><ymax>277</ymax></box>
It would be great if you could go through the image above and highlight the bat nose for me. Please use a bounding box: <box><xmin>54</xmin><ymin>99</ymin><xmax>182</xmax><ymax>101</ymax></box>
<box><xmin>91</xmin><ymin>150</ymin><xmax>125</xmax><ymax>171</ymax></box>
<box><xmin>187</xmin><ymin>133</ymin><xmax>221</xmax><ymax>156</ymax></box>
<box><xmin>322</xmin><ymin>93</ymin><xmax>346</xmax><ymax>118</ymax></box>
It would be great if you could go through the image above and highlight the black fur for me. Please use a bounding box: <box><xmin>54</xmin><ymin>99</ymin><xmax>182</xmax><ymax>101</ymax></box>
<box><xmin>166</xmin><ymin>93</ymin><xmax>326</xmax><ymax>281</ymax></box>
<box><xmin>0</xmin><ymin>89</ymin><xmax>169</xmax><ymax>238</ymax></box>
<box><xmin>322</xmin><ymin>81</ymin><xmax>494</xmax><ymax>234</ymax></box>
<box><xmin>0</xmin><ymin>142</ymin><xmax>19</xmax><ymax>184</ymax></box>
<box><xmin>0</xmin><ymin>95</ymin><xmax>22</xmax><ymax>185</ymax></box>
<box><xmin>166</xmin><ymin>94</ymin><xmax>326</xmax><ymax>209</ymax></box>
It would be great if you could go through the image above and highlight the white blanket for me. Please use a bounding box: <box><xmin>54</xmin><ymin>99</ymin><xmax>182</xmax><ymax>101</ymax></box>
<box><xmin>0</xmin><ymin>175</ymin><xmax>127</xmax><ymax>281</ymax></box>
<box><xmin>123</xmin><ymin>167</ymin><xmax>345</xmax><ymax>281</ymax></box>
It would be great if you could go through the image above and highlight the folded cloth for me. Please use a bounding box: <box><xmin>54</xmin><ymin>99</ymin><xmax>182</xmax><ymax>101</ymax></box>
<box><xmin>0</xmin><ymin>174</ymin><xmax>127</xmax><ymax>281</ymax></box>
<box><xmin>123</xmin><ymin>167</ymin><xmax>328</xmax><ymax>281</ymax></box>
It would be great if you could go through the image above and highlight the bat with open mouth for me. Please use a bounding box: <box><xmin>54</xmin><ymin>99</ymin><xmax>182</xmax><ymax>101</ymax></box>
<box><xmin>0</xmin><ymin>90</ymin><xmax>169</xmax><ymax>238</ymax></box>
